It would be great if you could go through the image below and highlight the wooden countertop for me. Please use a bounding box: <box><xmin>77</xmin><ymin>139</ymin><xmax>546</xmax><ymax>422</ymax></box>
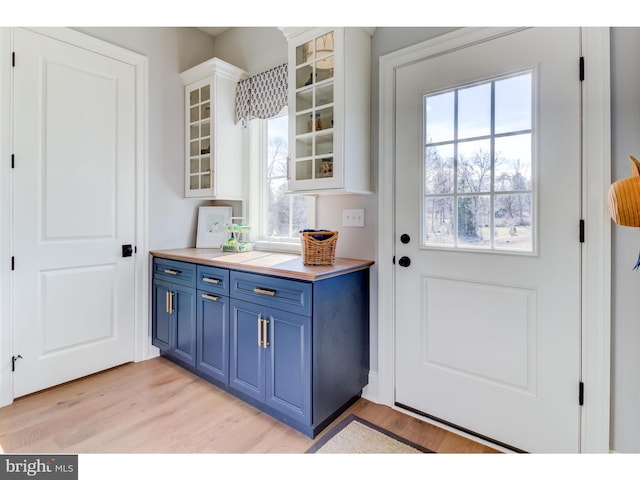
<box><xmin>150</xmin><ymin>248</ymin><xmax>374</xmax><ymax>281</ymax></box>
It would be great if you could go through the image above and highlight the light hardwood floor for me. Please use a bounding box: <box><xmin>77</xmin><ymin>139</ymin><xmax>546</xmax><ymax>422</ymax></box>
<box><xmin>0</xmin><ymin>357</ymin><xmax>499</xmax><ymax>454</ymax></box>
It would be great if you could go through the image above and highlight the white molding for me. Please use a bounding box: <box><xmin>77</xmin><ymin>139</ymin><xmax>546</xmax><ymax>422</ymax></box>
<box><xmin>376</xmin><ymin>26</ymin><xmax>610</xmax><ymax>452</ymax></box>
<box><xmin>278</xmin><ymin>27</ymin><xmax>376</xmax><ymax>40</ymax></box>
<box><xmin>0</xmin><ymin>27</ymin><xmax>150</xmax><ymax>407</ymax></box>
<box><xmin>0</xmin><ymin>28</ymin><xmax>13</xmax><ymax>407</ymax></box>
<box><xmin>179</xmin><ymin>57</ymin><xmax>248</xmax><ymax>86</ymax></box>
<box><xmin>580</xmin><ymin>27</ymin><xmax>611</xmax><ymax>453</ymax></box>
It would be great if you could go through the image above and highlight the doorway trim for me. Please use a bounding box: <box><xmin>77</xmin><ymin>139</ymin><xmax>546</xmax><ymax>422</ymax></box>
<box><xmin>376</xmin><ymin>27</ymin><xmax>611</xmax><ymax>452</ymax></box>
<box><xmin>0</xmin><ymin>27</ymin><xmax>150</xmax><ymax>407</ymax></box>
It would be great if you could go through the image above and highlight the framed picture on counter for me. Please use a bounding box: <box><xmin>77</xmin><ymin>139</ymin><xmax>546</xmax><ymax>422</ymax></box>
<box><xmin>196</xmin><ymin>206</ymin><xmax>232</xmax><ymax>248</ymax></box>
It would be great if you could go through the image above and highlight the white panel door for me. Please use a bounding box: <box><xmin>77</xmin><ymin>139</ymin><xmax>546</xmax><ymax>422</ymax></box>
<box><xmin>12</xmin><ymin>28</ymin><xmax>136</xmax><ymax>397</ymax></box>
<box><xmin>395</xmin><ymin>28</ymin><xmax>582</xmax><ymax>452</ymax></box>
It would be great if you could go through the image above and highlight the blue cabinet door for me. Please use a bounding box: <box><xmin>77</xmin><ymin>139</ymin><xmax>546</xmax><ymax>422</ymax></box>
<box><xmin>197</xmin><ymin>291</ymin><xmax>229</xmax><ymax>384</ymax></box>
<box><xmin>229</xmin><ymin>299</ymin><xmax>265</xmax><ymax>402</ymax></box>
<box><xmin>152</xmin><ymin>277</ymin><xmax>196</xmax><ymax>368</ymax></box>
<box><xmin>265</xmin><ymin>308</ymin><xmax>311</xmax><ymax>426</ymax></box>
<box><xmin>152</xmin><ymin>279</ymin><xmax>171</xmax><ymax>351</ymax></box>
<box><xmin>172</xmin><ymin>284</ymin><xmax>197</xmax><ymax>367</ymax></box>
<box><xmin>229</xmin><ymin>298</ymin><xmax>311</xmax><ymax>425</ymax></box>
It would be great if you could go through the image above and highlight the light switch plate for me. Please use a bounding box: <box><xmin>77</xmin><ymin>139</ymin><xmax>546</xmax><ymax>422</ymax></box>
<box><xmin>342</xmin><ymin>209</ymin><xmax>365</xmax><ymax>227</ymax></box>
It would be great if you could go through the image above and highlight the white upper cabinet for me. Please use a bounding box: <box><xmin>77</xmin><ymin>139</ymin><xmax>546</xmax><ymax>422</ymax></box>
<box><xmin>180</xmin><ymin>58</ymin><xmax>248</xmax><ymax>199</ymax></box>
<box><xmin>283</xmin><ymin>28</ymin><xmax>373</xmax><ymax>194</ymax></box>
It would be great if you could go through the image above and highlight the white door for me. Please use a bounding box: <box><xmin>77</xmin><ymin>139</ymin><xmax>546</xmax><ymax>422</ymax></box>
<box><xmin>11</xmin><ymin>28</ymin><xmax>136</xmax><ymax>397</ymax></box>
<box><xmin>395</xmin><ymin>28</ymin><xmax>582</xmax><ymax>452</ymax></box>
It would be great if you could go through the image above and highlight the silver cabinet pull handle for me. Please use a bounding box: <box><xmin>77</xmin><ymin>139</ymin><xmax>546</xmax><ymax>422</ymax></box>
<box><xmin>164</xmin><ymin>269</ymin><xmax>180</xmax><ymax>275</ymax></box>
<box><xmin>202</xmin><ymin>277</ymin><xmax>220</xmax><ymax>284</ymax></box>
<box><xmin>201</xmin><ymin>293</ymin><xmax>218</xmax><ymax>302</ymax></box>
<box><xmin>165</xmin><ymin>291</ymin><xmax>170</xmax><ymax>313</ymax></box>
<box><xmin>253</xmin><ymin>287</ymin><xmax>276</xmax><ymax>297</ymax></box>
<box><xmin>257</xmin><ymin>315</ymin><xmax>263</xmax><ymax>347</ymax></box>
<box><xmin>168</xmin><ymin>292</ymin><xmax>174</xmax><ymax>314</ymax></box>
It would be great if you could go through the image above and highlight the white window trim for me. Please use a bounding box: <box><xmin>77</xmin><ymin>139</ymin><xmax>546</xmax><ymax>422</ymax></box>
<box><xmin>247</xmin><ymin>113</ymin><xmax>316</xmax><ymax>254</ymax></box>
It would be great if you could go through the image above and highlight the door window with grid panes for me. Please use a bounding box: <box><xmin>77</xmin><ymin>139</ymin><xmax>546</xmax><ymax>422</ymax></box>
<box><xmin>423</xmin><ymin>71</ymin><xmax>533</xmax><ymax>252</ymax></box>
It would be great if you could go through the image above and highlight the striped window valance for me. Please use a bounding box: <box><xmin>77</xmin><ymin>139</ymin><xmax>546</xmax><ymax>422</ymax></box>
<box><xmin>235</xmin><ymin>63</ymin><xmax>288</xmax><ymax>127</ymax></box>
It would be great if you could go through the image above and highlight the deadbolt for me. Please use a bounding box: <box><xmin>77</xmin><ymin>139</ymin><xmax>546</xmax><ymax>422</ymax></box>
<box><xmin>400</xmin><ymin>234</ymin><xmax>411</xmax><ymax>244</ymax></box>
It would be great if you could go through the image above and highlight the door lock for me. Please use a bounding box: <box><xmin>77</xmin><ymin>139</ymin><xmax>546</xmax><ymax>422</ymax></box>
<box><xmin>398</xmin><ymin>256</ymin><xmax>411</xmax><ymax>268</ymax></box>
<box><xmin>122</xmin><ymin>244</ymin><xmax>133</xmax><ymax>257</ymax></box>
<box><xmin>400</xmin><ymin>234</ymin><xmax>411</xmax><ymax>244</ymax></box>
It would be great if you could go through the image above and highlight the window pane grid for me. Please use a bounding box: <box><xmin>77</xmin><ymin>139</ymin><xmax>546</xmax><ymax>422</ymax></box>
<box><xmin>423</xmin><ymin>71</ymin><xmax>533</xmax><ymax>252</ymax></box>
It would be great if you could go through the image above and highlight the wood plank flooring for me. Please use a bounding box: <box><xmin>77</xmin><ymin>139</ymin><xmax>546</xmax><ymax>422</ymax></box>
<box><xmin>0</xmin><ymin>357</ymin><xmax>499</xmax><ymax>454</ymax></box>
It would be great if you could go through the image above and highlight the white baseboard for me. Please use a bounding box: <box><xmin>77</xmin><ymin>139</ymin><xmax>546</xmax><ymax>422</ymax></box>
<box><xmin>361</xmin><ymin>370</ymin><xmax>379</xmax><ymax>403</ymax></box>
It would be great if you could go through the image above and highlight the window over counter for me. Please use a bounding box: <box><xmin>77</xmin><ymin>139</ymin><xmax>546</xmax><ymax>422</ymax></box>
<box><xmin>248</xmin><ymin>108</ymin><xmax>316</xmax><ymax>253</ymax></box>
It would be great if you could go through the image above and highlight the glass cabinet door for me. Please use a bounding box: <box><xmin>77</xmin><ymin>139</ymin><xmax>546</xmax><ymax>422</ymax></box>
<box><xmin>188</xmin><ymin>83</ymin><xmax>213</xmax><ymax>194</ymax></box>
<box><xmin>293</xmin><ymin>31</ymin><xmax>335</xmax><ymax>182</ymax></box>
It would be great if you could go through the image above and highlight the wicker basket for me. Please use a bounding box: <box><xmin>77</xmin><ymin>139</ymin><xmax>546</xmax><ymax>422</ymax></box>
<box><xmin>300</xmin><ymin>231</ymin><xmax>338</xmax><ymax>266</ymax></box>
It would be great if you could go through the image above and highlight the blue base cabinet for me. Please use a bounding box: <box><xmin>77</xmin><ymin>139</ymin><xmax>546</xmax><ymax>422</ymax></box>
<box><xmin>151</xmin><ymin>256</ymin><xmax>370</xmax><ymax>438</ymax></box>
<box><xmin>230</xmin><ymin>298</ymin><xmax>312</xmax><ymax>427</ymax></box>
<box><xmin>151</xmin><ymin>258</ymin><xmax>197</xmax><ymax>368</ymax></box>
<box><xmin>195</xmin><ymin>265</ymin><xmax>230</xmax><ymax>384</ymax></box>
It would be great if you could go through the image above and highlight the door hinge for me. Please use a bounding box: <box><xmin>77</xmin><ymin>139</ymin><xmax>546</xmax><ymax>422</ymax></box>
<box><xmin>579</xmin><ymin>56</ymin><xmax>585</xmax><ymax>81</ymax></box>
<box><xmin>11</xmin><ymin>256</ymin><xmax>14</xmax><ymax>271</ymax></box>
<box><xmin>579</xmin><ymin>219</ymin><xmax>585</xmax><ymax>243</ymax></box>
<box><xmin>11</xmin><ymin>51</ymin><xmax>15</xmax><ymax>67</ymax></box>
<box><xmin>392</xmin><ymin>256</ymin><xmax>396</xmax><ymax>265</ymax></box>
<box><xmin>579</xmin><ymin>381</ymin><xmax>584</xmax><ymax>406</ymax></box>
<box><xmin>11</xmin><ymin>355</ymin><xmax>22</xmax><ymax>372</ymax></box>
<box><xmin>11</xmin><ymin>154</ymin><xmax>14</xmax><ymax>168</ymax></box>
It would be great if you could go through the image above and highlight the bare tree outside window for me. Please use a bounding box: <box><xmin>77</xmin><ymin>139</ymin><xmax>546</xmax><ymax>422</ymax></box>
<box><xmin>265</xmin><ymin>114</ymin><xmax>310</xmax><ymax>240</ymax></box>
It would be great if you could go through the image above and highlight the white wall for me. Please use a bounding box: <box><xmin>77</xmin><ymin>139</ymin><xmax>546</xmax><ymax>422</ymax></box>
<box><xmin>610</xmin><ymin>27</ymin><xmax>640</xmax><ymax>453</ymax></box>
<box><xmin>74</xmin><ymin>27</ymin><xmax>219</xmax><ymax>250</ymax></box>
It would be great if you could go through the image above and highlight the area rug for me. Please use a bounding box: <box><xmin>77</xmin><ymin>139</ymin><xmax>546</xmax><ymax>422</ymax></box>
<box><xmin>306</xmin><ymin>414</ymin><xmax>433</xmax><ymax>453</ymax></box>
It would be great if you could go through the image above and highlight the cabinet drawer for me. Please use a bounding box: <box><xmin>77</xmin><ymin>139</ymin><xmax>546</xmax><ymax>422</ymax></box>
<box><xmin>153</xmin><ymin>258</ymin><xmax>196</xmax><ymax>288</ymax></box>
<box><xmin>230</xmin><ymin>271</ymin><xmax>312</xmax><ymax>317</ymax></box>
<box><xmin>197</xmin><ymin>265</ymin><xmax>229</xmax><ymax>296</ymax></box>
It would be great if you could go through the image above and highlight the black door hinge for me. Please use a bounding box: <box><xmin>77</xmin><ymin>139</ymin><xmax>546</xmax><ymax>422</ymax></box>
<box><xmin>11</xmin><ymin>154</ymin><xmax>14</xmax><ymax>168</ymax></box>
<box><xmin>579</xmin><ymin>219</ymin><xmax>585</xmax><ymax>243</ymax></box>
<box><xmin>11</xmin><ymin>256</ymin><xmax>14</xmax><ymax>271</ymax></box>
<box><xmin>11</xmin><ymin>355</ymin><xmax>22</xmax><ymax>372</ymax></box>
<box><xmin>579</xmin><ymin>381</ymin><xmax>584</xmax><ymax>406</ymax></box>
<box><xmin>392</xmin><ymin>256</ymin><xmax>396</xmax><ymax>265</ymax></box>
<box><xmin>12</xmin><ymin>52</ymin><xmax>15</xmax><ymax>67</ymax></box>
<box><xmin>579</xmin><ymin>56</ymin><xmax>585</xmax><ymax>81</ymax></box>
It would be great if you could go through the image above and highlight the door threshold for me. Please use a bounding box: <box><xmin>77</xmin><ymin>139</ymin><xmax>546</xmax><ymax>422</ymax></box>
<box><xmin>394</xmin><ymin>402</ymin><xmax>526</xmax><ymax>453</ymax></box>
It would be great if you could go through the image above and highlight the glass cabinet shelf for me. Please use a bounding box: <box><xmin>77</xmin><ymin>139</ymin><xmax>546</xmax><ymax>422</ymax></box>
<box><xmin>284</xmin><ymin>27</ymin><xmax>373</xmax><ymax>194</ymax></box>
<box><xmin>180</xmin><ymin>58</ymin><xmax>248</xmax><ymax>199</ymax></box>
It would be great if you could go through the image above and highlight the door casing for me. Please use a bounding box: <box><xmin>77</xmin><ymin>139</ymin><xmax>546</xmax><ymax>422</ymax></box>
<box><xmin>371</xmin><ymin>26</ymin><xmax>611</xmax><ymax>452</ymax></box>
<box><xmin>0</xmin><ymin>27</ymin><xmax>150</xmax><ymax>407</ymax></box>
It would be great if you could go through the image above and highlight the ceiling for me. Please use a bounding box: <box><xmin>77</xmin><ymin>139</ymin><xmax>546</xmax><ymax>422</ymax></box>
<box><xmin>197</xmin><ymin>27</ymin><xmax>230</xmax><ymax>37</ymax></box>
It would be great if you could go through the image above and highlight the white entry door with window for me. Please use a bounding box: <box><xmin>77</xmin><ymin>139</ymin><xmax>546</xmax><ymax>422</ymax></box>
<box><xmin>11</xmin><ymin>28</ymin><xmax>137</xmax><ymax>397</ymax></box>
<box><xmin>394</xmin><ymin>27</ymin><xmax>583</xmax><ymax>452</ymax></box>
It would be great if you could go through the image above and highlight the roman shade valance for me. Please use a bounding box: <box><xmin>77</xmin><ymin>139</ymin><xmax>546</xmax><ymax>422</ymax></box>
<box><xmin>235</xmin><ymin>63</ymin><xmax>288</xmax><ymax>127</ymax></box>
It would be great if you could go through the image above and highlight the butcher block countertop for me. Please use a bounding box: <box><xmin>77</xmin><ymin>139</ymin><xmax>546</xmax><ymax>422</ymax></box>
<box><xmin>150</xmin><ymin>248</ymin><xmax>374</xmax><ymax>281</ymax></box>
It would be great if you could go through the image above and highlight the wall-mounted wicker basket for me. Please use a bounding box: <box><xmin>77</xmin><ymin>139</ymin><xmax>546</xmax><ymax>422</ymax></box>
<box><xmin>300</xmin><ymin>230</ymin><xmax>338</xmax><ymax>266</ymax></box>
